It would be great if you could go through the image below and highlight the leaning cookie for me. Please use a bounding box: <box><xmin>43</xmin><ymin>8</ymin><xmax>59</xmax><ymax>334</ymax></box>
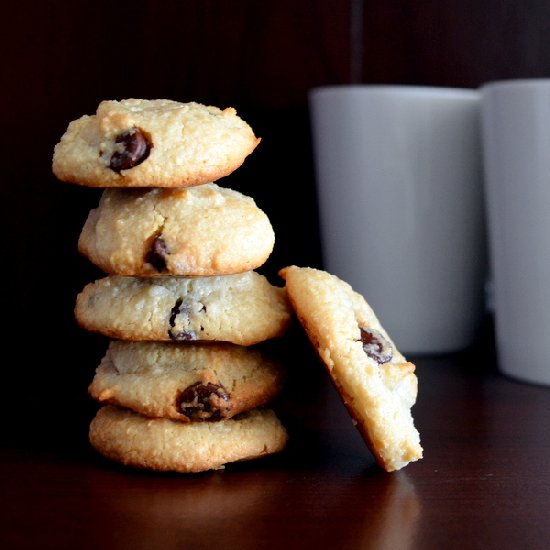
<box><xmin>89</xmin><ymin>406</ymin><xmax>288</xmax><ymax>473</ymax></box>
<box><xmin>53</xmin><ymin>99</ymin><xmax>260</xmax><ymax>187</ymax></box>
<box><xmin>279</xmin><ymin>266</ymin><xmax>423</xmax><ymax>472</ymax></box>
<box><xmin>78</xmin><ymin>185</ymin><xmax>275</xmax><ymax>276</ymax></box>
<box><xmin>89</xmin><ymin>341</ymin><xmax>285</xmax><ymax>422</ymax></box>
<box><xmin>75</xmin><ymin>272</ymin><xmax>292</xmax><ymax>346</ymax></box>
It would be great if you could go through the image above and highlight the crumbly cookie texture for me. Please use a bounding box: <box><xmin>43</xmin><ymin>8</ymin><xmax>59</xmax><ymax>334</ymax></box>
<box><xmin>75</xmin><ymin>271</ymin><xmax>292</xmax><ymax>346</ymax></box>
<box><xmin>89</xmin><ymin>341</ymin><xmax>285</xmax><ymax>422</ymax></box>
<box><xmin>279</xmin><ymin>265</ymin><xmax>423</xmax><ymax>472</ymax></box>
<box><xmin>78</xmin><ymin>184</ymin><xmax>275</xmax><ymax>276</ymax></box>
<box><xmin>52</xmin><ymin>99</ymin><xmax>260</xmax><ymax>187</ymax></box>
<box><xmin>89</xmin><ymin>405</ymin><xmax>288</xmax><ymax>473</ymax></box>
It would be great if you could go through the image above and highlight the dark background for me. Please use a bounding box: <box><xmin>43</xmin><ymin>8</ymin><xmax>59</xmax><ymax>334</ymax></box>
<box><xmin>3</xmin><ymin>1</ymin><xmax>550</xmax><ymax>445</ymax></box>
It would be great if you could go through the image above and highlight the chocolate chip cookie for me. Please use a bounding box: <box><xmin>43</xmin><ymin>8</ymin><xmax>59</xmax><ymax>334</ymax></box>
<box><xmin>89</xmin><ymin>340</ymin><xmax>285</xmax><ymax>422</ymax></box>
<box><xmin>279</xmin><ymin>265</ymin><xmax>423</xmax><ymax>472</ymax></box>
<box><xmin>78</xmin><ymin>184</ymin><xmax>275</xmax><ymax>276</ymax></box>
<box><xmin>89</xmin><ymin>405</ymin><xmax>288</xmax><ymax>473</ymax></box>
<box><xmin>53</xmin><ymin>99</ymin><xmax>260</xmax><ymax>187</ymax></box>
<box><xmin>75</xmin><ymin>271</ymin><xmax>292</xmax><ymax>346</ymax></box>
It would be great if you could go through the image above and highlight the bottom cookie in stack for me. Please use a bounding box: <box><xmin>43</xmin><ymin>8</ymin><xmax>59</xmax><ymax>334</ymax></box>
<box><xmin>89</xmin><ymin>407</ymin><xmax>288</xmax><ymax>474</ymax></box>
<box><xmin>87</xmin><ymin>341</ymin><xmax>289</xmax><ymax>473</ymax></box>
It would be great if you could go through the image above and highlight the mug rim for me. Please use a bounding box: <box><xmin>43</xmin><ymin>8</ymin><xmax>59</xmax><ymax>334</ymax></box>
<box><xmin>480</xmin><ymin>78</ymin><xmax>550</xmax><ymax>92</ymax></box>
<box><xmin>308</xmin><ymin>84</ymin><xmax>480</xmax><ymax>100</ymax></box>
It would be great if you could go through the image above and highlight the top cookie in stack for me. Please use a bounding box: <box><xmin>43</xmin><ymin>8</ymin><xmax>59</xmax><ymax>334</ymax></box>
<box><xmin>52</xmin><ymin>99</ymin><xmax>292</xmax><ymax>473</ymax></box>
<box><xmin>53</xmin><ymin>98</ymin><xmax>260</xmax><ymax>188</ymax></box>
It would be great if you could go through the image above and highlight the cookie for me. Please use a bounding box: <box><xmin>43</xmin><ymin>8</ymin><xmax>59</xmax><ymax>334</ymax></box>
<box><xmin>279</xmin><ymin>266</ymin><xmax>422</xmax><ymax>472</ymax></box>
<box><xmin>52</xmin><ymin>99</ymin><xmax>260</xmax><ymax>187</ymax></box>
<box><xmin>88</xmin><ymin>340</ymin><xmax>285</xmax><ymax>422</ymax></box>
<box><xmin>75</xmin><ymin>271</ymin><xmax>292</xmax><ymax>346</ymax></box>
<box><xmin>78</xmin><ymin>184</ymin><xmax>275</xmax><ymax>276</ymax></box>
<box><xmin>89</xmin><ymin>405</ymin><xmax>288</xmax><ymax>473</ymax></box>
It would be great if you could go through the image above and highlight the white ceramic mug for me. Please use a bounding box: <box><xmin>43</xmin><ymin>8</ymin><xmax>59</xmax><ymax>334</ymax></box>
<box><xmin>309</xmin><ymin>85</ymin><xmax>486</xmax><ymax>354</ymax></box>
<box><xmin>481</xmin><ymin>78</ymin><xmax>550</xmax><ymax>385</ymax></box>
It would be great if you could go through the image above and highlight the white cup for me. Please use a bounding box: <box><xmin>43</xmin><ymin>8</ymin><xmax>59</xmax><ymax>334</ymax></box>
<box><xmin>309</xmin><ymin>85</ymin><xmax>486</xmax><ymax>355</ymax></box>
<box><xmin>481</xmin><ymin>79</ymin><xmax>550</xmax><ymax>385</ymax></box>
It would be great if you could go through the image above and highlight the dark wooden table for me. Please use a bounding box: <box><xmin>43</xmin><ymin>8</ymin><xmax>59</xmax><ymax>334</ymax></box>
<box><xmin>2</xmin><ymin>321</ymin><xmax>550</xmax><ymax>550</ymax></box>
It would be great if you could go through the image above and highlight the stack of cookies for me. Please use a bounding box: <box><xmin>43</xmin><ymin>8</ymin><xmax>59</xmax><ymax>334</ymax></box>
<box><xmin>53</xmin><ymin>99</ymin><xmax>292</xmax><ymax>473</ymax></box>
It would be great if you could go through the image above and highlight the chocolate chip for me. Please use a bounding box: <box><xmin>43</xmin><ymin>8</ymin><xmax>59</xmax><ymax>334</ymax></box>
<box><xmin>109</xmin><ymin>127</ymin><xmax>151</xmax><ymax>172</ymax></box>
<box><xmin>169</xmin><ymin>298</ymin><xmax>183</xmax><ymax>328</ymax></box>
<box><xmin>359</xmin><ymin>327</ymin><xmax>393</xmax><ymax>364</ymax></box>
<box><xmin>176</xmin><ymin>382</ymin><xmax>229</xmax><ymax>420</ymax></box>
<box><xmin>145</xmin><ymin>235</ymin><xmax>169</xmax><ymax>271</ymax></box>
<box><xmin>168</xmin><ymin>330</ymin><xmax>197</xmax><ymax>342</ymax></box>
<box><xmin>167</xmin><ymin>298</ymin><xmax>197</xmax><ymax>341</ymax></box>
